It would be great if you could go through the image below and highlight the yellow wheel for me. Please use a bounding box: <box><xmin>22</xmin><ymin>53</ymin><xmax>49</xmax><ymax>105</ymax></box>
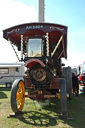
<box><xmin>11</xmin><ymin>79</ymin><xmax>25</xmax><ymax>113</ymax></box>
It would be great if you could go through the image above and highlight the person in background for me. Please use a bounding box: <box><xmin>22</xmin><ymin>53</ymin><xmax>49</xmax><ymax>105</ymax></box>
<box><xmin>72</xmin><ymin>73</ymin><xmax>79</xmax><ymax>96</ymax></box>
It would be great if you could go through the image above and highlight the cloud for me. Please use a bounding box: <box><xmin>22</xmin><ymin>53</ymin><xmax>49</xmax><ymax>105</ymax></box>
<box><xmin>65</xmin><ymin>28</ymin><xmax>85</xmax><ymax>67</ymax></box>
<box><xmin>0</xmin><ymin>0</ymin><xmax>37</xmax><ymax>29</ymax></box>
<box><xmin>0</xmin><ymin>0</ymin><xmax>37</xmax><ymax>62</ymax></box>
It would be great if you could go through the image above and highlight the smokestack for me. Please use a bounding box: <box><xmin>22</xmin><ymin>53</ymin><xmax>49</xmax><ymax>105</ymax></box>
<box><xmin>38</xmin><ymin>0</ymin><xmax>44</xmax><ymax>22</ymax></box>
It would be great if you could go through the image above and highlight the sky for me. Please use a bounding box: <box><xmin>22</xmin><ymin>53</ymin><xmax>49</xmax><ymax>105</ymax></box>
<box><xmin>0</xmin><ymin>0</ymin><xmax>85</xmax><ymax>67</ymax></box>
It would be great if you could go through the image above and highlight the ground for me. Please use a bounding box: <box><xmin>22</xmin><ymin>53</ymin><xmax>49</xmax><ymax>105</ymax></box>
<box><xmin>0</xmin><ymin>85</ymin><xmax>85</xmax><ymax>128</ymax></box>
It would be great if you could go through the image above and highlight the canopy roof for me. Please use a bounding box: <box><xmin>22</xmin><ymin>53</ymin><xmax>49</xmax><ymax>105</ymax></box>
<box><xmin>3</xmin><ymin>22</ymin><xmax>68</xmax><ymax>58</ymax></box>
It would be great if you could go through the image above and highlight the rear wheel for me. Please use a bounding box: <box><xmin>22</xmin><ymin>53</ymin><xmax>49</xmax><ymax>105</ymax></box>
<box><xmin>60</xmin><ymin>79</ymin><xmax>67</xmax><ymax>115</ymax></box>
<box><xmin>11</xmin><ymin>79</ymin><xmax>25</xmax><ymax>113</ymax></box>
<box><xmin>62</xmin><ymin>67</ymin><xmax>72</xmax><ymax>99</ymax></box>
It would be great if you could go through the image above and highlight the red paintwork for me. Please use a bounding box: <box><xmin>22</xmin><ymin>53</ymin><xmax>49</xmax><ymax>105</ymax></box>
<box><xmin>79</xmin><ymin>75</ymin><xmax>85</xmax><ymax>81</ymax></box>
<box><xmin>79</xmin><ymin>75</ymin><xmax>85</xmax><ymax>86</ymax></box>
<box><xmin>25</xmin><ymin>77</ymin><xmax>32</xmax><ymax>88</ymax></box>
<box><xmin>51</xmin><ymin>78</ymin><xmax>61</xmax><ymax>89</ymax></box>
<box><xmin>26</xmin><ymin>90</ymin><xmax>51</xmax><ymax>100</ymax></box>
<box><xmin>24</xmin><ymin>59</ymin><xmax>45</xmax><ymax>70</ymax></box>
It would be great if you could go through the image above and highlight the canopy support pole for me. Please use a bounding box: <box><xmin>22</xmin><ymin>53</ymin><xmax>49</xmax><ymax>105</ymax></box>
<box><xmin>58</xmin><ymin>38</ymin><xmax>65</xmax><ymax>59</ymax></box>
<box><xmin>58</xmin><ymin>49</ymin><xmax>64</xmax><ymax>60</ymax></box>
<box><xmin>46</xmin><ymin>33</ymin><xmax>49</xmax><ymax>57</ymax></box>
<box><xmin>8</xmin><ymin>39</ymin><xmax>20</xmax><ymax>61</ymax></box>
<box><xmin>21</xmin><ymin>35</ymin><xmax>23</xmax><ymax>61</ymax></box>
<box><xmin>51</xmin><ymin>35</ymin><xmax>63</xmax><ymax>57</ymax></box>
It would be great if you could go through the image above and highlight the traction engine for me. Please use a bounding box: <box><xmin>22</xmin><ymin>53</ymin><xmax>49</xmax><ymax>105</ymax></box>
<box><xmin>3</xmin><ymin>22</ymin><xmax>68</xmax><ymax>115</ymax></box>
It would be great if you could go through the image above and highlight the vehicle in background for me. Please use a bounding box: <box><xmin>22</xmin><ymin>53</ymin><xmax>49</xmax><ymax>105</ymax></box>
<box><xmin>78</xmin><ymin>62</ymin><xmax>85</xmax><ymax>92</ymax></box>
<box><xmin>0</xmin><ymin>62</ymin><xmax>25</xmax><ymax>87</ymax></box>
<box><xmin>71</xmin><ymin>65</ymin><xmax>85</xmax><ymax>92</ymax></box>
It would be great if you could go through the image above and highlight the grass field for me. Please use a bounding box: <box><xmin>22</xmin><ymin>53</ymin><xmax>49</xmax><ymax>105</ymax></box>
<box><xmin>0</xmin><ymin>85</ymin><xmax>85</xmax><ymax>128</ymax></box>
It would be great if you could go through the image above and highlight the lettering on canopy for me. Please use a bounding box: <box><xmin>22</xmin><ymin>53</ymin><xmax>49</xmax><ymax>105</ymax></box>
<box><xmin>6</xmin><ymin>25</ymin><xmax>65</xmax><ymax>35</ymax></box>
<box><xmin>26</xmin><ymin>25</ymin><xmax>43</xmax><ymax>30</ymax></box>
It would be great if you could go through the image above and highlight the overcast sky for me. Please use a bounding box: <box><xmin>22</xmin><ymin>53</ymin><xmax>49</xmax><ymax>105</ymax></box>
<box><xmin>0</xmin><ymin>0</ymin><xmax>85</xmax><ymax>67</ymax></box>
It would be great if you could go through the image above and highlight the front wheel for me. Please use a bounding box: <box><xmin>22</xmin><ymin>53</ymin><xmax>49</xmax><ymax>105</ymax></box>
<box><xmin>11</xmin><ymin>79</ymin><xmax>25</xmax><ymax>113</ymax></box>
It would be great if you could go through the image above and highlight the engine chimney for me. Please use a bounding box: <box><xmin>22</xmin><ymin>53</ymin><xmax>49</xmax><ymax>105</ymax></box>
<box><xmin>38</xmin><ymin>0</ymin><xmax>45</xmax><ymax>22</ymax></box>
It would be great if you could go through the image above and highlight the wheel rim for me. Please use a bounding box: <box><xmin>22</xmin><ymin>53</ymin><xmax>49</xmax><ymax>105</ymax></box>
<box><xmin>33</xmin><ymin>68</ymin><xmax>46</xmax><ymax>82</ymax></box>
<box><xmin>16</xmin><ymin>81</ymin><xmax>25</xmax><ymax>111</ymax></box>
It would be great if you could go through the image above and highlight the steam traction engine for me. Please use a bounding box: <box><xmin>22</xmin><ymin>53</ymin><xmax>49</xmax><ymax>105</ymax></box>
<box><xmin>3</xmin><ymin>22</ymin><xmax>68</xmax><ymax>115</ymax></box>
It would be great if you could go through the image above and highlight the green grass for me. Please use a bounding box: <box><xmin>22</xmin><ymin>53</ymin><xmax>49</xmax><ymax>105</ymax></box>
<box><xmin>0</xmin><ymin>85</ymin><xmax>85</xmax><ymax>128</ymax></box>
